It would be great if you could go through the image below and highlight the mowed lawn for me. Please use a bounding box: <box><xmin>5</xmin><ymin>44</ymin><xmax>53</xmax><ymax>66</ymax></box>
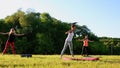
<box><xmin>0</xmin><ymin>54</ymin><xmax>120</xmax><ymax>68</ymax></box>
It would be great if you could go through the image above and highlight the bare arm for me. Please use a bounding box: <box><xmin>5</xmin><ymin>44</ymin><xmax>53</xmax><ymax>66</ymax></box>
<box><xmin>88</xmin><ymin>40</ymin><xmax>94</xmax><ymax>42</ymax></box>
<box><xmin>65</xmin><ymin>30</ymin><xmax>72</xmax><ymax>34</ymax></box>
<box><xmin>77</xmin><ymin>39</ymin><xmax>83</xmax><ymax>41</ymax></box>
<box><xmin>14</xmin><ymin>34</ymin><xmax>25</xmax><ymax>36</ymax></box>
<box><xmin>0</xmin><ymin>32</ymin><xmax>9</xmax><ymax>35</ymax></box>
<box><xmin>65</xmin><ymin>31</ymin><xmax>69</xmax><ymax>34</ymax></box>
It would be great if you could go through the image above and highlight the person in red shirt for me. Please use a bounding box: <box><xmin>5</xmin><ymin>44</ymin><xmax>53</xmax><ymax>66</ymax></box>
<box><xmin>0</xmin><ymin>28</ymin><xmax>24</xmax><ymax>55</ymax></box>
<box><xmin>78</xmin><ymin>36</ymin><xmax>93</xmax><ymax>56</ymax></box>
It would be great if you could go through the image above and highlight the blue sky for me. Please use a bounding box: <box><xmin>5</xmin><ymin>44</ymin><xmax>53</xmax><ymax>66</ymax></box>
<box><xmin>0</xmin><ymin>0</ymin><xmax>120</xmax><ymax>38</ymax></box>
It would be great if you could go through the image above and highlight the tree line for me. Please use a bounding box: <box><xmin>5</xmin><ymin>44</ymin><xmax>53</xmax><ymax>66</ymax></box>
<box><xmin>0</xmin><ymin>10</ymin><xmax>120</xmax><ymax>55</ymax></box>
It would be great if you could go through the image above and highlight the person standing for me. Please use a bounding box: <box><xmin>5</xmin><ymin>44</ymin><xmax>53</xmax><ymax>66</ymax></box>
<box><xmin>0</xmin><ymin>28</ymin><xmax>24</xmax><ymax>55</ymax></box>
<box><xmin>79</xmin><ymin>36</ymin><xmax>93</xmax><ymax>56</ymax></box>
<box><xmin>60</xmin><ymin>23</ymin><xmax>76</xmax><ymax>59</ymax></box>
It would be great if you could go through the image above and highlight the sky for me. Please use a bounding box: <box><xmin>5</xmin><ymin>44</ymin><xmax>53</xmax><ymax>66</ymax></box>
<box><xmin>0</xmin><ymin>0</ymin><xmax>120</xmax><ymax>38</ymax></box>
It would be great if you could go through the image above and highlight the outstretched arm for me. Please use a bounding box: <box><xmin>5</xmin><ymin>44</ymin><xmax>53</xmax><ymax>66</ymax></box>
<box><xmin>0</xmin><ymin>32</ymin><xmax>9</xmax><ymax>35</ymax></box>
<box><xmin>14</xmin><ymin>34</ymin><xmax>25</xmax><ymax>36</ymax></box>
<box><xmin>65</xmin><ymin>30</ymin><xmax>73</xmax><ymax>34</ymax></box>
<box><xmin>77</xmin><ymin>39</ymin><xmax>83</xmax><ymax>42</ymax></box>
<box><xmin>89</xmin><ymin>40</ymin><xmax>94</xmax><ymax>42</ymax></box>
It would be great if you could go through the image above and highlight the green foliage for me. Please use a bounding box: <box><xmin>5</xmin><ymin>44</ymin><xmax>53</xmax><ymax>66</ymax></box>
<box><xmin>35</xmin><ymin>33</ymin><xmax>54</xmax><ymax>54</ymax></box>
<box><xmin>0</xmin><ymin>10</ymin><xmax>120</xmax><ymax>55</ymax></box>
<box><xmin>89</xmin><ymin>42</ymin><xmax>109</xmax><ymax>55</ymax></box>
<box><xmin>99</xmin><ymin>37</ymin><xmax>120</xmax><ymax>55</ymax></box>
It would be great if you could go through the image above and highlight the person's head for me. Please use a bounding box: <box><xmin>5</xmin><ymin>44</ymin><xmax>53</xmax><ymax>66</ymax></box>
<box><xmin>71</xmin><ymin>22</ymin><xmax>76</xmax><ymax>30</ymax></box>
<box><xmin>85</xmin><ymin>35</ymin><xmax>88</xmax><ymax>39</ymax></box>
<box><xmin>9</xmin><ymin>28</ymin><xmax>15</xmax><ymax>35</ymax></box>
<box><xmin>71</xmin><ymin>25</ymin><xmax>76</xmax><ymax>30</ymax></box>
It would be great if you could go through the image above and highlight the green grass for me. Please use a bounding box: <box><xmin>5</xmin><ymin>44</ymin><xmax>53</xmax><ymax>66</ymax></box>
<box><xmin>0</xmin><ymin>54</ymin><xmax>120</xmax><ymax>68</ymax></box>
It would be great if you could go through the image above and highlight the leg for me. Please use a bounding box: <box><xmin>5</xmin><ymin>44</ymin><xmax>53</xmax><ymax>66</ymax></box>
<box><xmin>2</xmin><ymin>41</ymin><xmax>10</xmax><ymax>54</ymax></box>
<box><xmin>84</xmin><ymin>47</ymin><xmax>88</xmax><ymax>56</ymax></box>
<box><xmin>60</xmin><ymin>41</ymin><xmax>68</xmax><ymax>58</ymax></box>
<box><xmin>85</xmin><ymin>47</ymin><xmax>88</xmax><ymax>56</ymax></box>
<box><xmin>81</xmin><ymin>46</ymin><xmax>85</xmax><ymax>56</ymax></box>
<box><xmin>10</xmin><ymin>42</ymin><xmax>15</xmax><ymax>54</ymax></box>
<box><xmin>68</xmin><ymin>41</ymin><xmax>74</xmax><ymax>58</ymax></box>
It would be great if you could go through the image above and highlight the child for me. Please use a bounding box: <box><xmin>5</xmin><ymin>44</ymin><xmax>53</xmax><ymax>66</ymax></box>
<box><xmin>0</xmin><ymin>28</ymin><xmax>24</xmax><ymax>55</ymax></box>
<box><xmin>78</xmin><ymin>36</ymin><xmax>93</xmax><ymax>56</ymax></box>
<box><xmin>60</xmin><ymin>23</ymin><xmax>76</xmax><ymax>59</ymax></box>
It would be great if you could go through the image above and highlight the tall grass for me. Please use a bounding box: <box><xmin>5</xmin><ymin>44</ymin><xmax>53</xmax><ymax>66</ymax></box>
<box><xmin>0</xmin><ymin>54</ymin><xmax>120</xmax><ymax>68</ymax></box>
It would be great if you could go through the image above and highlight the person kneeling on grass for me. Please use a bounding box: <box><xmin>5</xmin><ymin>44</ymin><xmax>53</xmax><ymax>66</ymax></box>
<box><xmin>0</xmin><ymin>28</ymin><xmax>24</xmax><ymax>55</ymax></box>
<box><xmin>78</xmin><ymin>36</ymin><xmax>93</xmax><ymax>57</ymax></box>
<box><xmin>60</xmin><ymin>22</ymin><xmax>76</xmax><ymax>59</ymax></box>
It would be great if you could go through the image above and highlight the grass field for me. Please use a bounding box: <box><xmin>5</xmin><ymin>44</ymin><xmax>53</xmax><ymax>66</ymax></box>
<box><xmin>0</xmin><ymin>54</ymin><xmax>120</xmax><ymax>68</ymax></box>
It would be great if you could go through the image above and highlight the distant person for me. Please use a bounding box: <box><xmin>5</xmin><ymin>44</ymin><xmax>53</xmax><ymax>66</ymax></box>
<box><xmin>78</xmin><ymin>36</ymin><xmax>93</xmax><ymax>56</ymax></box>
<box><xmin>60</xmin><ymin>23</ymin><xmax>76</xmax><ymax>59</ymax></box>
<box><xmin>0</xmin><ymin>28</ymin><xmax>24</xmax><ymax>55</ymax></box>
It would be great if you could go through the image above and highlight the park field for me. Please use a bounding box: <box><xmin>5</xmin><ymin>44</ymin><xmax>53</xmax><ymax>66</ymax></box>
<box><xmin>0</xmin><ymin>54</ymin><xmax>120</xmax><ymax>68</ymax></box>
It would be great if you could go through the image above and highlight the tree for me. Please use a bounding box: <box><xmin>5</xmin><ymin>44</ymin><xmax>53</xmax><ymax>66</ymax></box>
<box><xmin>1</xmin><ymin>10</ymin><xmax>116</xmax><ymax>55</ymax></box>
<box><xmin>4</xmin><ymin>10</ymin><xmax>25</xmax><ymax>29</ymax></box>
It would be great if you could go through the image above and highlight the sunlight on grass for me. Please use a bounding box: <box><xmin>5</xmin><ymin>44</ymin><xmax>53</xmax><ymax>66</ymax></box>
<box><xmin>0</xmin><ymin>54</ymin><xmax>120</xmax><ymax>68</ymax></box>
